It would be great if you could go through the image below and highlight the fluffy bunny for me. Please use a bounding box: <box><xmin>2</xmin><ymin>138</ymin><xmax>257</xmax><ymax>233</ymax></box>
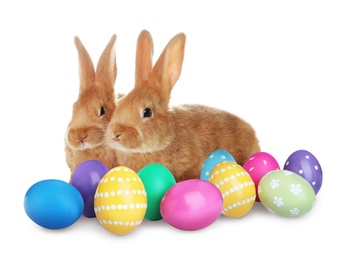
<box><xmin>106</xmin><ymin>30</ymin><xmax>260</xmax><ymax>182</ymax></box>
<box><xmin>65</xmin><ymin>34</ymin><xmax>119</xmax><ymax>182</ymax></box>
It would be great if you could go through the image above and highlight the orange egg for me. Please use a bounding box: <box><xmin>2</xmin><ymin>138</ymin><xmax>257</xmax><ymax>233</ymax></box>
<box><xmin>209</xmin><ymin>161</ymin><xmax>256</xmax><ymax>218</ymax></box>
<box><xmin>94</xmin><ymin>166</ymin><xmax>147</xmax><ymax>235</ymax></box>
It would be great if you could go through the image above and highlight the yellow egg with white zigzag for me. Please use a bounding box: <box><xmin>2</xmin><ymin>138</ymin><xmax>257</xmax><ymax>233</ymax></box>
<box><xmin>209</xmin><ymin>161</ymin><xmax>256</xmax><ymax>218</ymax></box>
<box><xmin>94</xmin><ymin>166</ymin><xmax>147</xmax><ymax>235</ymax></box>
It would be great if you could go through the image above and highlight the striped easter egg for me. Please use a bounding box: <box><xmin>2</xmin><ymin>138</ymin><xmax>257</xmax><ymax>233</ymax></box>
<box><xmin>209</xmin><ymin>161</ymin><xmax>256</xmax><ymax>218</ymax></box>
<box><xmin>94</xmin><ymin>166</ymin><xmax>147</xmax><ymax>235</ymax></box>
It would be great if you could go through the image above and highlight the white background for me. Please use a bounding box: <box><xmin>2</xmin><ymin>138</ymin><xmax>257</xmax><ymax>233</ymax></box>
<box><xmin>1</xmin><ymin>1</ymin><xmax>349</xmax><ymax>259</ymax></box>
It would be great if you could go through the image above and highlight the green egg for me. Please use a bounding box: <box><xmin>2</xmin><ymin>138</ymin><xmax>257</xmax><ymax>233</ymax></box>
<box><xmin>258</xmin><ymin>169</ymin><xmax>316</xmax><ymax>217</ymax></box>
<box><xmin>138</xmin><ymin>164</ymin><xmax>176</xmax><ymax>221</ymax></box>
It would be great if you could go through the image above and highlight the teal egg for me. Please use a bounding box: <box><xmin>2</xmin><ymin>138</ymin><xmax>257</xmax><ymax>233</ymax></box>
<box><xmin>258</xmin><ymin>170</ymin><xmax>316</xmax><ymax>217</ymax></box>
<box><xmin>138</xmin><ymin>164</ymin><xmax>176</xmax><ymax>221</ymax></box>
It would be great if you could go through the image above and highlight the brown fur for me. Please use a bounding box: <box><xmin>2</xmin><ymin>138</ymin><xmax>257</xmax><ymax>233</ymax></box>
<box><xmin>65</xmin><ymin>34</ymin><xmax>119</xmax><ymax>182</ymax></box>
<box><xmin>106</xmin><ymin>30</ymin><xmax>260</xmax><ymax>182</ymax></box>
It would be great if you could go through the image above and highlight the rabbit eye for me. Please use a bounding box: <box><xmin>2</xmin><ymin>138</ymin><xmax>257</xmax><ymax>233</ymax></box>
<box><xmin>99</xmin><ymin>106</ymin><xmax>106</xmax><ymax>117</ymax></box>
<box><xmin>143</xmin><ymin>107</ymin><xmax>152</xmax><ymax>118</ymax></box>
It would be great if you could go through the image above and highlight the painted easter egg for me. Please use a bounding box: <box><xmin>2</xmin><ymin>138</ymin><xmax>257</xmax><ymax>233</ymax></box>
<box><xmin>24</xmin><ymin>179</ymin><xmax>83</xmax><ymax>229</ymax></box>
<box><xmin>209</xmin><ymin>161</ymin><xmax>256</xmax><ymax>218</ymax></box>
<box><xmin>94</xmin><ymin>166</ymin><xmax>147</xmax><ymax>235</ymax></box>
<box><xmin>283</xmin><ymin>149</ymin><xmax>322</xmax><ymax>194</ymax></box>
<box><xmin>243</xmin><ymin>151</ymin><xmax>280</xmax><ymax>202</ymax></box>
<box><xmin>258</xmin><ymin>169</ymin><xmax>316</xmax><ymax>217</ymax></box>
<box><xmin>71</xmin><ymin>159</ymin><xmax>109</xmax><ymax>218</ymax></box>
<box><xmin>138</xmin><ymin>163</ymin><xmax>176</xmax><ymax>221</ymax></box>
<box><xmin>200</xmin><ymin>149</ymin><xmax>236</xmax><ymax>181</ymax></box>
<box><xmin>160</xmin><ymin>179</ymin><xmax>223</xmax><ymax>231</ymax></box>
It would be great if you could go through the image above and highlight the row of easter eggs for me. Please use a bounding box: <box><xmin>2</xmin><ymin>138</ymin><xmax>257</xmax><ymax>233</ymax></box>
<box><xmin>24</xmin><ymin>149</ymin><xmax>322</xmax><ymax>235</ymax></box>
<box><xmin>201</xmin><ymin>149</ymin><xmax>321</xmax><ymax>216</ymax></box>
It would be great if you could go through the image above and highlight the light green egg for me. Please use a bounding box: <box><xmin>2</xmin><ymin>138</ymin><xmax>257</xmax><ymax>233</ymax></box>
<box><xmin>258</xmin><ymin>169</ymin><xmax>316</xmax><ymax>217</ymax></box>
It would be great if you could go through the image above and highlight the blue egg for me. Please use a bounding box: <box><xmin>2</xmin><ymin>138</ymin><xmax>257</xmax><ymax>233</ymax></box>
<box><xmin>24</xmin><ymin>179</ymin><xmax>84</xmax><ymax>229</ymax></box>
<box><xmin>200</xmin><ymin>149</ymin><xmax>236</xmax><ymax>181</ymax></box>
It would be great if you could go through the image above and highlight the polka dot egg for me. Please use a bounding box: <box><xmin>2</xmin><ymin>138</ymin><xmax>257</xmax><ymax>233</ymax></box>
<box><xmin>200</xmin><ymin>149</ymin><xmax>236</xmax><ymax>181</ymax></box>
<box><xmin>243</xmin><ymin>151</ymin><xmax>280</xmax><ymax>202</ymax></box>
<box><xmin>283</xmin><ymin>149</ymin><xmax>323</xmax><ymax>195</ymax></box>
<box><xmin>209</xmin><ymin>161</ymin><xmax>256</xmax><ymax>218</ymax></box>
<box><xmin>258</xmin><ymin>169</ymin><xmax>316</xmax><ymax>217</ymax></box>
<box><xmin>94</xmin><ymin>166</ymin><xmax>147</xmax><ymax>235</ymax></box>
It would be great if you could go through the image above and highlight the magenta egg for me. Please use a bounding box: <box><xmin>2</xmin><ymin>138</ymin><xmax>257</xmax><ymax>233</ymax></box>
<box><xmin>160</xmin><ymin>179</ymin><xmax>223</xmax><ymax>231</ymax></box>
<box><xmin>243</xmin><ymin>152</ymin><xmax>280</xmax><ymax>202</ymax></box>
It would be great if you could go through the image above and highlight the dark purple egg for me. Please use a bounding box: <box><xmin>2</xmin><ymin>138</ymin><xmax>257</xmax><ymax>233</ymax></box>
<box><xmin>71</xmin><ymin>160</ymin><xmax>109</xmax><ymax>218</ymax></box>
<box><xmin>283</xmin><ymin>149</ymin><xmax>322</xmax><ymax>195</ymax></box>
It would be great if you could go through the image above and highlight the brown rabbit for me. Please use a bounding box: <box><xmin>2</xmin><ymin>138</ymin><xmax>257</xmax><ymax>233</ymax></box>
<box><xmin>106</xmin><ymin>30</ymin><xmax>260</xmax><ymax>182</ymax></box>
<box><xmin>65</xmin><ymin>34</ymin><xmax>119</xmax><ymax>182</ymax></box>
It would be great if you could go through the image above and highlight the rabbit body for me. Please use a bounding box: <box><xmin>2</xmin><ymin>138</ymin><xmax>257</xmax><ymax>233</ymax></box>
<box><xmin>112</xmin><ymin>103</ymin><xmax>260</xmax><ymax>182</ymax></box>
<box><xmin>106</xmin><ymin>30</ymin><xmax>260</xmax><ymax>182</ymax></box>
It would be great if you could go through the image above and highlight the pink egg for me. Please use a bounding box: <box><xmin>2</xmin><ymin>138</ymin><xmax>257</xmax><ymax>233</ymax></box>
<box><xmin>243</xmin><ymin>152</ymin><xmax>280</xmax><ymax>202</ymax></box>
<box><xmin>160</xmin><ymin>179</ymin><xmax>223</xmax><ymax>231</ymax></box>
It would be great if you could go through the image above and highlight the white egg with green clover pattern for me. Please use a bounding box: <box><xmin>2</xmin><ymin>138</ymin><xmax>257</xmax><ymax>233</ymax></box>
<box><xmin>258</xmin><ymin>170</ymin><xmax>316</xmax><ymax>217</ymax></box>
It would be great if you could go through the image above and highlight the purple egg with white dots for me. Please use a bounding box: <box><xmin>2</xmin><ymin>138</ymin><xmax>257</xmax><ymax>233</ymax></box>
<box><xmin>283</xmin><ymin>149</ymin><xmax>322</xmax><ymax>195</ymax></box>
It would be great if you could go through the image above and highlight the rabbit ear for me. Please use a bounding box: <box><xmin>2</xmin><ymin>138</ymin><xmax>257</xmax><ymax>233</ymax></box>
<box><xmin>150</xmin><ymin>33</ymin><xmax>186</xmax><ymax>97</ymax></box>
<box><xmin>135</xmin><ymin>30</ymin><xmax>154</xmax><ymax>88</ymax></box>
<box><xmin>95</xmin><ymin>34</ymin><xmax>117</xmax><ymax>90</ymax></box>
<box><xmin>74</xmin><ymin>36</ymin><xmax>95</xmax><ymax>92</ymax></box>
